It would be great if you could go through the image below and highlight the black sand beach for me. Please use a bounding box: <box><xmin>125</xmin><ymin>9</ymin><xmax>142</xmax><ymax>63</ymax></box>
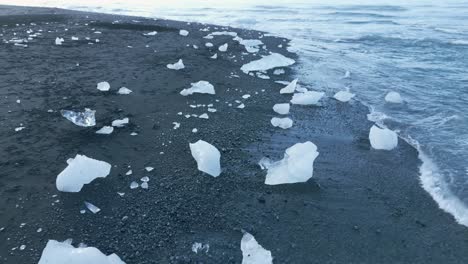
<box><xmin>1</xmin><ymin>5</ymin><xmax>468</xmax><ymax>264</ymax></box>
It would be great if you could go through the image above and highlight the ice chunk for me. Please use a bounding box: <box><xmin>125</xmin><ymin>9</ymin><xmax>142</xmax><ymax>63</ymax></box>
<box><xmin>173</xmin><ymin>122</ymin><xmax>181</xmax><ymax>129</ymax></box>
<box><xmin>189</xmin><ymin>140</ymin><xmax>221</xmax><ymax>177</ymax></box>
<box><xmin>143</xmin><ymin>31</ymin><xmax>157</xmax><ymax>36</ymax></box>
<box><xmin>112</xmin><ymin>118</ymin><xmax>129</xmax><ymax>127</ymax></box>
<box><xmin>192</xmin><ymin>128</ymin><xmax>198</xmax><ymax>133</ymax></box>
<box><xmin>38</xmin><ymin>240</ymin><xmax>125</xmax><ymax>264</ymax></box>
<box><xmin>180</xmin><ymin>81</ymin><xmax>215</xmax><ymax>96</ymax></box>
<box><xmin>55</xmin><ymin>37</ymin><xmax>64</xmax><ymax>45</ymax></box>
<box><xmin>273</xmin><ymin>103</ymin><xmax>290</xmax><ymax>115</ymax></box>
<box><xmin>241</xmin><ymin>232</ymin><xmax>273</xmax><ymax>264</ymax></box>
<box><xmin>369</xmin><ymin>125</ymin><xmax>398</xmax><ymax>150</ymax></box>
<box><xmin>141</xmin><ymin>182</ymin><xmax>149</xmax><ymax>189</ymax></box>
<box><xmin>145</xmin><ymin>167</ymin><xmax>154</xmax><ymax>172</ymax></box>
<box><xmin>15</xmin><ymin>126</ymin><xmax>26</xmax><ymax>132</ymax></box>
<box><xmin>141</xmin><ymin>176</ymin><xmax>150</xmax><ymax>182</ymax></box>
<box><xmin>84</xmin><ymin>202</ymin><xmax>100</xmax><ymax>214</ymax></box>
<box><xmin>56</xmin><ymin>154</ymin><xmax>111</xmax><ymax>192</ymax></box>
<box><xmin>167</xmin><ymin>59</ymin><xmax>185</xmax><ymax>70</ymax></box>
<box><xmin>241</xmin><ymin>53</ymin><xmax>295</xmax><ymax>74</ymax></box>
<box><xmin>97</xmin><ymin>82</ymin><xmax>110</xmax><ymax>91</ymax></box>
<box><xmin>344</xmin><ymin>70</ymin><xmax>351</xmax><ymax>78</ymax></box>
<box><xmin>242</xmin><ymin>94</ymin><xmax>251</xmax><ymax>99</ymax></box>
<box><xmin>290</xmin><ymin>91</ymin><xmax>324</xmax><ymax>105</ymax></box>
<box><xmin>333</xmin><ymin>90</ymin><xmax>355</xmax><ymax>102</ymax></box>
<box><xmin>210</xmin><ymin>53</ymin><xmax>218</xmax><ymax>59</ymax></box>
<box><xmin>192</xmin><ymin>242</ymin><xmax>209</xmax><ymax>254</ymax></box>
<box><xmin>273</xmin><ymin>69</ymin><xmax>285</xmax><ymax>75</ymax></box>
<box><xmin>96</xmin><ymin>126</ymin><xmax>114</xmax><ymax>134</ymax></box>
<box><xmin>117</xmin><ymin>87</ymin><xmax>132</xmax><ymax>95</ymax></box>
<box><xmin>71</xmin><ymin>36</ymin><xmax>79</xmax><ymax>41</ymax></box>
<box><xmin>237</xmin><ymin>104</ymin><xmax>245</xmax><ymax>109</ymax></box>
<box><xmin>385</xmin><ymin>91</ymin><xmax>403</xmax><ymax>103</ymax></box>
<box><xmin>280</xmin><ymin>79</ymin><xmax>298</xmax><ymax>94</ymax></box>
<box><xmin>179</xmin><ymin>30</ymin><xmax>189</xmax><ymax>36</ymax></box>
<box><xmin>130</xmin><ymin>181</ymin><xmax>139</xmax><ymax>189</ymax></box>
<box><xmin>263</xmin><ymin>142</ymin><xmax>319</xmax><ymax>185</ymax></box>
<box><xmin>199</xmin><ymin>113</ymin><xmax>209</xmax><ymax>119</ymax></box>
<box><xmin>218</xmin><ymin>43</ymin><xmax>228</xmax><ymax>52</ymax></box>
<box><xmin>61</xmin><ymin>108</ymin><xmax>96</xmax><ymax>127</ymax></box>
<box><xmin>271</xmin><ymin>117</ymin><xmax>293</xmax><ymax>129</ymax></box>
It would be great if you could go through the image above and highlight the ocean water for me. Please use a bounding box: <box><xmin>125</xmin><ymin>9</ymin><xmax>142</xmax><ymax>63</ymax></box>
<box><xmin>5</xmin><ymin>0</ymin><xmax>468</xmax><ymax>226</ymax></box>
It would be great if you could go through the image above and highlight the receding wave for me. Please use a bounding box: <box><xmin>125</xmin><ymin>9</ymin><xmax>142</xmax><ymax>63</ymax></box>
<box><xmin>346</xmin><ymin>20</ymin><xmax>399</xmax><ymax>25</ymax></box>
<box><xmin>339</xmin><ymin>35</ymin><xmax>468</xmax><ymax>48</ymax></box>
<box><xmin>325</xmin><ymin>5</ymin><xmax>407</xmax><ymax>12</ymax></box>
<box><xmin>328</xmin><ymin>11</ymin><xmax>395</xmax><ymax>18</ymax></box>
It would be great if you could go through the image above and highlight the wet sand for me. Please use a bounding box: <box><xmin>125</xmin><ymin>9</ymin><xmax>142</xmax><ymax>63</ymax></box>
<box><xmin>1</xmin><ymin>5</ymin><xmax>468</xmax><ymax>264</ymax></box>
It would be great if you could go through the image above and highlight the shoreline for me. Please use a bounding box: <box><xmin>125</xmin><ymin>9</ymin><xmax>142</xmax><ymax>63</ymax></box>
<box><xmin>1</xmin><ymin>5</ymin><xmax>468</xmax><ymax>264</ymax></box>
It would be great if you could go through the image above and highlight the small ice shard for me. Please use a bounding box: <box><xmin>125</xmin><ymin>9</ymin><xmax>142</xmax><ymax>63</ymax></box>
<box><xmin>112</xmin><ymin>118</ymin><xmax>129</xmax><ymax>127</ymax></box>
<box><xmin>205</xmin><ymin>42</ymin><xmax>213</xmax><ymax>47</ymax></box>
<box><xmin>97</xmin><ymin>82</ymin><xmax>110</xmax><ymax>91</ymax></box>
<box><xmin>117</xmin><ymin>192</ymin><xmax>125</xmax><ymax>197</ymax></box>
<box><xmin>167</xmin><ymin>59</ymin><xmax>185</xmax><ymax>70</ymax></box>
<box><xmin>241</xmin><ymin>53</ymin><xmax>295</xmax><ymax>74</ymax></box>
<box><xmin>173</xmin><ymin>122</ymin><xmax>181</xmax><ymax>129</ymax></box>
<box><xmin>237</xmin><ymin>104</ymin><xmax>245</xmax><ymax>109</ymax></box>
<box><xmin>16</xmin><ymin>99</ymin><xmax>21</xmax><ymax>103</ymax></box>
<box><xmin>180</xmin><ymin>81</ymin><xmax>215</xmax><ymax>96</ymax></box>
<box><xmin>280</xmin><ymin>79</ymin><xmax>298</xmax><ymax>94</ymax></box>
<box><xmin>385</xmin><ymin>91</ymin><xmax>403</xmax><ymax>103</ymax></box>
<box><xmin>84</xmin><ymin>202</ymin><xmax>100</xmax><ymax>214</ymax></box>
<box><xmin>141</xmin><ymin>182</ymin><xmax>149</xmax><ymax>189</ymax></box>
<box><xmin>218</xmin><ymin>43</ymin><xmax>228</xmax><ymax>52</ymax></box>
<box><xmin>56</xmin><ymin>154</ymin><xmax>111</xmax><ymax>192</ymax></box>
<box><xmin>273</xmin><ymin>103</ymin><xmax>290</xmax><ymax>115</ymax></box>
<box><xmin>71</xmin><ymin>36</ymin><xmax>79</xmax><ymax>41</ymax></box>
<box><xmin>263</xmin><ymin>142</ymin><xmax>319</xmax><ymax>185</ymax></box>
<box><xmin>145</xmin><ymin>167</ymin><xmax>154</xmax><ymax>172</ymax></box>
<box><xmin>55</xmin><ymin>37</ymin><xmax>64</xmax><ymax>45</ymax></box>
<box><xmin>96</xmin><ymin>126</ymin><xmax>113</xmax><ymax>134</ymax></box>
<box><xmin>130</xmin><ymin>132</ymin><xmax>138</xmax><ymax>136</ymax></box>
<box><xmin>192</xmin><ymin>128</ymin><xmax>198</xmax><ymax>133</ymax></box>
<box><xmin>242</xmin><ymin>94</ymin><xmax>251</xmax><ymax>99</ymax></box>
<box><xmin>189</xmin><ymin>140</ymin><xmax>221</xmax><ymax>177</ymax></box>
<box><xmin>208</xmin><ymin>108</ymin><xmax>217</xmax><ymax>112</ymax></box>
<box><xmin>117</xmin><ymin>87</ymin><xmax>132</xmax><ymax>95</ymax></box>
<box><xmin>130</xmin><ymin>181</ymin><xmax>139</xmax><ymax>189</ymax></box>
<box><xmin>38</xmin><ymin>240</ymin><xmax>125</xmax><ymax>264</ymax></box>
<box><xmin>273</xmin><ymin>69</ymin><xmax>285</xmax><ymax>75</ymax></box>
<box><xmin>125</xmin><ymin>170</ymin><xmax>132</xmax><ymax>175</ymax></box>
<box><xmin>271</xmin><ymin>117</ymin><xmax>293</xmax><ymax>129</ymax></box>
<box><xmin>192</xmin><ymin>242</ymin><xmax>209</xmax><ymax>254</ymax></box>
<box><xmin>333</xmin><ymin>90</ymin><xmax>355</xmax><ymax>102</ymax></box>
<box><xmin>290</xmin><ymin>91</ymin><xmax>324</xmax><ymax>105</ymax></box>
<box><xmin>199</xmin><ymin>113</ymin><xmax>209</xmax><ymax>119</ymax></box>
<box><xmin>210</xmin><ymin>53</ymin><xmax>218</xmax><ymax>59</ymax></box>
<box><xmin>15</xmin><ymin>126</ymin><xmax>25</xmax><ymax>132</ymax></box>
<box><xmin>20</xmin><ymin>245</ymin><xmax>26</xmax><ymax>250</ymax></box>
<box><xmin>61</xmin><ymin>108</ymin><xmax>96</xmax><ymax>127</ymax></box>
<box><xmin>369</xmin><ymin>125</ymin><xmax>398</xmax><ymax>150</ymax></box>
<box><xmin>143</xmin><ymin>31</ymin><xmax>157</xmax><ymax>36</ymax></box>
<box><xmin>241</xmin><ymin>232</ymin><xmax>273</xmax><ymax>264</ymax></box>
<box><xmin>141</xmin><ymin>176</ymin><xmax>150</xmax><ymax>182</ymax></box>
<box><xmin>179</xmin><ymin>30</ymin><xmax>189</xmax><ymax>36</ymax></box>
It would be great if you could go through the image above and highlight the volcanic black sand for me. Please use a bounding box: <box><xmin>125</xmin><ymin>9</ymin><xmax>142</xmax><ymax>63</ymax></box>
<box><xmin>1</xmin><ymin>4</ymin><xmax>468</xmax><ymax>264</ymax></box>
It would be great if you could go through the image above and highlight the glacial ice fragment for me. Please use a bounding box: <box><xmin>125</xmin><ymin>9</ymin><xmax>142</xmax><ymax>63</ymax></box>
<box><xmin>180</xmin><ymin>81</ymin><xmax>215</xmax><ymax>96</ymax></box>
<box><xmin>96</xmin><ymin>126</ymin><xmax>113</xmax><ymax>134</ymax></box>
<box><xmin>189</xmin><ymin>140</ymin><xmax>221</xmax><ymax>177</ymax></box>
<box><xmin>241</xmin><ymin>232</ymin><xmax>273</xmax><ymax>264</ymax></box>
<box><xmin>333</xmin><ymin>90</ymin><xmax>355</xmax><ymax>102</ymax></box>
<box><xmin>167</xmin><ymin>59</ymin><xmax>185</xmax><ymax>70</ymax></box>
<box><xmin>84</xmin><ymin>202</ymin><xmax>100</xmax><ymax>214</ymax></box>
<box><xmin>179</xmin><ymin>30</ymin><xmax>189</xmax><ymax>36</ymax></box>
<box><xmin>199</xmin><ymin>113</ymin><xmax>209</xmax><ymax>119</ymax></box>
<box><xmin>271</xmin><ymin>117</ymin><xmax>293</xmax><ymax>129</ymax></box>
<box><xmin>369</xmin><ymin>125</ymin><xmax>398</xmax><ymax>150</ymax></box>
<box><xmin>241</xmin><ymin>53</ymin><xmax>295</xmax><ymax>74</ymax></box>
<box><xmin>218</xmin><ymin>43</ymin><xmax>228</xmax><ymax>52</ymax></box>
<box><xmin>263</xmin><ymin>142</ymin><xmax>319</xmax><ymax>185</ymax></box>
<box><xmin>130</xmin><ymin>181</ymin><xmax>139</xmax><ymax>189</ymax></box>
<box><xmin>112</xmin><ymin>118</ymin><xmax>129</xmax><ymax>127</ymax></box>
<box><xmin>61</xmin><ymin>108</ymin><xmax>96</xmax><ymax>127</ymax></box>
<box><xmin>97</xmin><ymin>82</ymin><xmax>110</xmax><ymax>92</ymax></box>
<box><xmin>385</xmin><ymin>91</ymin><xmax>403</xmax><ymax>103</ymax></box>
<box><xmin>290</xmin><ymin>91</ymin><xmax>324</xmax><ymax>105</ymax></box>
<box><xmin>56</xmin><ymin>154</ymin><xmax>111</xmax><ymax>192</ymax></box>
<box><xmin>117</xmin><ymin>87</ymin><xmax>132</xmax><ymax>95</ymax></box>
<box><xmin>143</xmin><ymin>31</ymin><xmax>157</xmax><ymax>36</ymax></box>
<box><xmin>273</xmin><ymin>103</ymin><xmax>290</xmax><ymax>115</ymax></box>
<box><xmin>280</xmin><ymin>79</ymin><xmax>298</xmax><ymax>94</ymax></box>
<box><xmin>38</xmin><ymin>240</ymin><xmax>125</xmax><ymax>264</ymax></box>
<box><xmin>55</xmin><ymin>37</ymin><xmax>64</xmax><ymax>45</ymax></box>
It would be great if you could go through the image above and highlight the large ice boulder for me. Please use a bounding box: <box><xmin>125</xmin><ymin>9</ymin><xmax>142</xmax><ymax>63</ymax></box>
<box><xmin>290</xmin><ymin>91</ymin><xmax>324</xmax><ymax>105</ymax></box>
<box><xmin>369</xmin><ymin>125</ymin><xmax>398</xmax><ymax>150</ymax></box>
<box><xmin>189</xmin><ymin>140</ymin><xmax>221</xmax><ymax>177</ymax></box>
<box><xmin>180</xmin><ymin>81</ymin><xmax>215</xmax><ymax>96</ymax></box>
<box><xmin>56</xmin><ymin>154</ymin><xmax>111</xmax><ymax>192</ymax></box>
<box><xmin>38</xmin><ymin>240</ymin><xmax>125</xmax><ymax>264</ymax></box>
<box><xmin>385</xmin><ymin>91</ymin><xmax>403</xmax><ymax>103</ymax></box>
<box><xmin>241</xmin><ymin>232</ymin><xmax>273</xmax><ymax>264</ymax></box>
<box><xmin>262</xmin><ymin>142</ymin><xmax>319</xmax><ymax>185</ymax></box>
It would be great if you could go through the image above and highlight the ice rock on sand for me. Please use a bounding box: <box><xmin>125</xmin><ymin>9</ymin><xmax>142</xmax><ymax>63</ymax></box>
<box><xmin>262</xmin><ymin>142</ymin><xmax>319</xmax><ymax>185</ymax></box>
<box><xmin>333</xmin><ymin>90</ymin><xmax>355</xmax><ymax>102</ymax></box>
<box><xmin>189</xmin><ymin>140</ymin><xmax>221</xmax><ymax>177</ymax></box>
<box><xmin>61</xmin><ymin>108</ymin><xmax>96</xmax><ymax>127</ymax></box>
<box><xmin>97</xmin><ymin>82</ymin><xmax>110</xmax><ymax>92</ymax></box>
<box><xmin>179</xmin><ymin>30</ymin><xmax>189</xmax><ymax>36</ymax></box>
<box><xmin>38</xmin><ymin>240</ymin><xmax>125</xmax><ymax>264</ymax></box>
<box><xmin>180</xmin><ymin>81</ymin><xmax>215</xmax><ymax>96</ymax></box>
<box><xmin>369</xmin><ymin>125</ymin><xmax>398</xmax><ymax>150</ymax></box>
<box><xmin>241</xmin><ymin>53</ymin><xmax>295</xmax><ymax>74</ymax></box>
<box><xmin>280</xmin><ymin>79</ymin><xmax>298</xmax><ymax>94</ymax></box>
<box><xmin>55</xmin><ymin>37</ymin><xmax>64</xmax><ymax>45</ymax></box>
<box><xmin>241</xmin><ymin>232</ymin><xmax>273</xmax><ymax>264</ymax></box>
<box><xmin>385</xmin><ymin>91</ymin><xmax>403</xmax><ymax>103</ymax></box>
<box><xmin>271</xmin><ymin>117</ymin><xmax>293</xmax><ymax>129</ymax></box>
<box><xmin>273</xmin><ymin>103</ymin><xmax>290</xmax><ymax>115</ymax></box>
<box><xmin>290</xmin><ymin>91</ymin><xmax>324</xmax><ymax>105</ymax></box>
<box><xmin>167</xmin><ymin>59</ymin><xmax>185</xmax><ymax>70</ymax></box>
<box><xmin>112</xmin><ymin>118</ymin><xmax>129</xmax><ymax>127</ymax></box>
<box><xmin>56</xmin><ymin>154</ymin><xmax>111</xmax><ymax>192</ymax></box>
<box><xmin>218</xmin><ymin>43</ymin><xmax>228</xmax><ymax>52</ymax></box>
<box><xmin>117</xmin><ymin>87</ymin><xmax>132</xmax><ymax>95</ymax></box>
<box><xmin>96</xmin><ymin>126</ymin><xmax>114</xmax><ymax>135</ymax></box>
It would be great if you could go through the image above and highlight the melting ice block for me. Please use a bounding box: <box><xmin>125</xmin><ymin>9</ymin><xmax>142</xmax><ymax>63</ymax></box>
<box><xmin>262</xmin><ymin>142</ymin><xmax>319</xmax><ymax>185</ymax></box>
<box><xmin>241</xmin><ymin>53</ymin><xmax>295</xmax><ymax>74</ymax></box>
<box><xmin>273</xmin><ymin>103</ymin><xmax>290</xmax><ymax>115</ymax></box>
<box><xmin>96</xmin><ymin>126</ymin><xmax>114</xmax><ymax>134</ymax></box>
<box><xmin>180</xmin><ymin>81</ymin><xmax>215</xmax><ymax>96</ymax></box>
<box><xmin>117</xmin><ymin>87</ymin><xmax>132</xmax><ymax>95</ymax></box>
<box><xmin>271</xmin><ymin>117</ymin><xmax>293</xmax><ymax>129</ymax></box>
<box><xmin>385</xmin><ymin>91</ymin><xmax>403</xmax><ymax>103</ymax></box>
<box><xmin>38</xmin><ymin>240</ymin><xmax>125</xmax><ymax>264</ymax></box>
<box><xmin>333</xmin><ymin>90</ymin><xmax>355</xmax><ymax>102</ymax></box>
<box><xmin>241</xmin><ymin>232</ymin><xmax>273</xmax><ymax>264</ymax></box>
<box><xmin>189</xmin><ymin>140</ymin><xmax>221</xmax><ymax>177</ymax></box>
<box><xmin>369</xmin><ymin>125</ymin><xmax>398</xmax><ymax>150</ymax></box>
<box><xmin>55</xmin><ymin>37</ymin><xmax>64</xmax><ymax>45</ymax></box>
<box><xmin>218</xmin><ymin>43</ymin><xmax>228</xmax><ymax>52</ymax></box>
<box><xmin>97</xmin><ymin>82</ymin><xmax>110</xmax><ymax>92</ymax></box>
<box><xmin>56</xmin><ymin>154</ymin><xmax>111</xmax><ymax>192</ymax></box>
<box><xmin>112</xmin><ymin>118</ymin><xmax>129</xmax><ymax>127</ymax></box>
<box><xmin>290</xmin><ymin>91</ymin><xmax>324</xmax><ymax>105</ymax></box>
<box><xmin>167</xmin><ymin>59</ymin><xmax>185</xmax><ymax>70</ymax></box>
<box><xmin>179</xmin><ymin>30</ymin><xmax>189</xmax><ymax>36</ymax></box>
<box><xmin>280</xmin><ymin>79</ymin><xmax>298</xmax><ymax>94</ymax></box>
<box><xmin>61</xmin><ymin>108</ymin><xmax>96</xmax><ymax>127</ymax></box>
